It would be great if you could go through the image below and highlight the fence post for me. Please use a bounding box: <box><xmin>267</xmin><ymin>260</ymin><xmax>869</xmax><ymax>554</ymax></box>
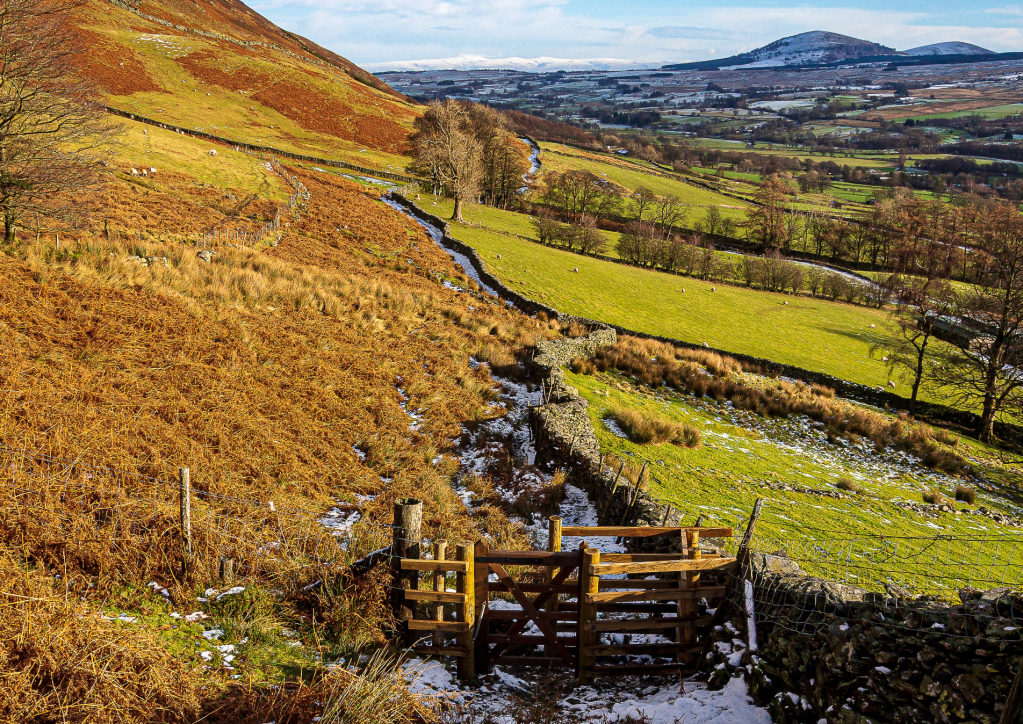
<box><xmin>544</xmin><ymin>516</ymin><xmax>562</xmax><ymax>658</ymax></box>
<box><xmin>1000</xmin><ymin>657</ymin><xmax>1023</xmax><ymax>724</ymax></box>
<box><xmin>179</xmin><ymin>467</ymin><xmax>192</xmax><ymax>563</ymax></box>
<box><xmin>391</xmin><ymin>498</ymin><xmax>422</xmax><ymax>629</ymax></box>
<box><xmin>681</xmin><ymin>529</ymin><xmax>701</xmax><ymax>664</ymax></box>
<box><xmin>578</xmin><ymin>547</ymin><xmax>600</xmax><ymax>684</ymax></box>
<box><xmin>456</xmin><ymin>541</ymin><xmax>476</xmax><ymax>682</ymax></box>
<box><xmin>432</xmin><ymin>540</ymin><xmax>448</xmax><ymax>649</ymax></box>
<box><xmin>737</xmin><ymin>499</ymin><xmax>764</xmax><ymax>651</ymax></box>
<box><xmin>219</xmin><ymin>557</ymin><xmax>234</xmax><ymax>584</ymax></box>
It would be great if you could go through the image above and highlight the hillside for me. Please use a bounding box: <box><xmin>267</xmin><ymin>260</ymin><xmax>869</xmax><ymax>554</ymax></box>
<box><xmin>71</xmin><ymin>0</ymin><xmax>419</xmax><ymax>171</ymax></box>
<box><xmin>903</xmin><ymin>41</ymin><xmax>992</xmax><ymax>56</ymax></box>
<box><xmin>664</xmin><ymin>31</ymin><xmax>896</xmax><ymax>70</ymax></box>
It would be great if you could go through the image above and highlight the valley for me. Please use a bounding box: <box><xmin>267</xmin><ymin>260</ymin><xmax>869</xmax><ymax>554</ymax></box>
<box><xmin>3</xmin><ymin>1</ymin><xmax>1023</xmax><ymax>723</ymax></box>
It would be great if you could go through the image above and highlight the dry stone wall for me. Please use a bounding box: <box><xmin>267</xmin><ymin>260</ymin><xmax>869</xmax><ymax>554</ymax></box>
<box><xmin>706</xmin><ymin>555</ymin><xmax>1023</xmax><ymax>724</ymax></box>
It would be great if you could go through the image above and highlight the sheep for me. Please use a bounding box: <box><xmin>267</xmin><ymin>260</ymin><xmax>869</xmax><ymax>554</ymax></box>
<box><xmin>208</xmin><ymin>149</ymin><xmax>217</xmax><ymax>157</ymax></box>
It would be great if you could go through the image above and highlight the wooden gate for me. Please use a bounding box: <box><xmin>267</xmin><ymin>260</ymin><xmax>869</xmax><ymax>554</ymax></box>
<box><xmin>398</xmin><ymin>518</ymin><xmax>734</xmax><ymax>682</ymax></box>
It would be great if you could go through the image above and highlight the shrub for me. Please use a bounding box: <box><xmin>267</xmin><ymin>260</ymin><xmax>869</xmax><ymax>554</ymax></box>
<box><xmin>934</xmin><ymin>428</ymin><xmax>959</xmax><ymax>447</ymax></box>
<box><xmin>609</xmin><ymin>407</ymin><xmax>701</xmax><ymax>448</ymax></box>
<box><xmin>922</xmin><ymin>489</ymin><xmax>950</xmax><ymax>506</ymax></box>
<box><xmin>836</xmin><ymin>475</ymin><xmax>861</xmax><ymax>494</ymax></box>
<box><xmin>954</xmin><ymin>485</ymin><xmax>976</xmax><ymax>505</ymax></box>
<box><xmin>570</xmin><ymin>357</ymin><xmax>595</xmax><ymax>375</ymax></box>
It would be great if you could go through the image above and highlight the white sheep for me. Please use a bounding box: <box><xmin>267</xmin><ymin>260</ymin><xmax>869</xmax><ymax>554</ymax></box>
<box><xmin>130</xmin><ymin>168</ymin><xmax>139</xmax><ymax>176</ymax></box>
<box><xmin>208</xmin><ymin>149</ymin><xmax>218</xmax><ymax>157</ymax></box>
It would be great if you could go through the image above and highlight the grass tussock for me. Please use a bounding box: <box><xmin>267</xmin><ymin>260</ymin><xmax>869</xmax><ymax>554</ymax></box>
<box><xmin>570</xmin><ymin>357</ymin><xmax>596</xmax><ymax>375</ymax></box>
<box><xmin>922</xmin><ymin>489</ymin><xmax>951</xmax><ymax>506</ymax></box>
<box><xmin>609</xmin><ymin>406</ymin><xmax>701</xmax><ymax>448</ymax></box>
<box><xmin>202</xmin><ymin>652</ymin><xmax>437</xmax><ymax>724</ymax></box>
<box><xmin>836</xmin><ymin>475</ymin><xmax>862</xmax><ymax>494</ymax></box>
<box><xmin>595</xmin><ymin>336</ymin><xmax>967</xmax><ymax>475</ymax></box>
<box><xmin>954</xmin><ymin>485</ymin><xmax>976</xmax><ymax>505</ymax></box>
<box><xmin>0</xmin><ymin>552</ymin><xmax>201</xmax><ymax>723</ymax></box>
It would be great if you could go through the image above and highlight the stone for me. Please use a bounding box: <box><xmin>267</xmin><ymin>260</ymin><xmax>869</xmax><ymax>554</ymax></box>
<box><xmin>952</xmin><ymin>674</ymin><xmax>985</xmax><ymax>704</ymax></box>
<box><xmin>198</xmin><ymin>250</ymin><xmax>216</xmax><ymax>263</ymax></box>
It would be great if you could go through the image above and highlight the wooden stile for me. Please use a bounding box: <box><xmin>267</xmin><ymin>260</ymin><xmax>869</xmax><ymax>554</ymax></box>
<box><xmin>432</xmin><ymin>540</ymin><xmax>447</xmax><ymax>648</ymax></box>
<box><xmin>456</xmin><ymin>542</ymin><xmax>475</xmax><ymax>682</ymax></box>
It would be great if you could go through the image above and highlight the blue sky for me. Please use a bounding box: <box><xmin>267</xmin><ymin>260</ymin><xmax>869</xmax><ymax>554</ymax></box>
<box><xmin>249</xmin><ymin>0</ymin><xmax>1023</xmax><ymax>70</ymax></box>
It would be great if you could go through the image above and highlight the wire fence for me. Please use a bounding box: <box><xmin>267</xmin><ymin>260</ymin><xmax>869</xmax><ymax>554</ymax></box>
<box><xmin>722</xmin><ymin>511</ymin><xmax>1023</xmax><ymax>641</ymax></box>
<box><xmin>0</xmin><ymin>444</ymin><xmax>403</xmax><ymax>588</ymax></box>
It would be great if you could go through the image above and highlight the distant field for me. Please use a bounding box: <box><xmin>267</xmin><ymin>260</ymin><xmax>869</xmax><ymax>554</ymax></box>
<box><xmin>114</xmin><ymin>118</ymin><xmax>290</xmax><ymax>201</ymax></box>
<box><xmin>437</xmin><ymin>214</ymin><xmax>949</xmax><ymax>398</ymax></box>
<box><xmin>539</xmin><ymin>143</ymin><xmax>749</xmax><ymax>220</ymax></box>
<box><xmin>902</xmin><ymin>103</ymin><xmax>1023</xmax><ymax>121</ymax></box>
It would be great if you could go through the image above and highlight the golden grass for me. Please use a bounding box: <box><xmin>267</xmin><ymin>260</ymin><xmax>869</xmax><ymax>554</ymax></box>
<box><xmin>0</xmin><ymin>551</ymin><xmax>201</xmax><ymax>723</ymax></box>
<box><xmin>609</xmin><ymin>406</ymin><xmax>701</xmax><ymax>448</ymax></box>
<box><xmin>595</xmin><ymin>336</ymin><xmax>966</xmax><ymax>475</ymax></box>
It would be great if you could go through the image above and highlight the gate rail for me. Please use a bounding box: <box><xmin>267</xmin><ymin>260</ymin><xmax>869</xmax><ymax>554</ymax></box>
<box><xmin>396</xmin><ymin>512</ymin><xmax>734</xmax><ymax>682</ymax></box>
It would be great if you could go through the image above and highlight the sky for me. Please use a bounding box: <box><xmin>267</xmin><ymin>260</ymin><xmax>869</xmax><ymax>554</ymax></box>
<box><xmin>249</xmin><ymin>0</ymin><xmax>1023</xmax><ymax>71</ymax></box>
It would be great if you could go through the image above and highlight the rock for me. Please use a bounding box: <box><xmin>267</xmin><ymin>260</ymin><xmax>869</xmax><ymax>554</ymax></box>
<box><xmin>952</xmin><ymin>674</ymin><xmax>985</xmax><ymax>704</ymax></box>
<box><xmin>197</xmin><ymin>250</ymin><xmax>216</xmax><ymax>263</ymax></box>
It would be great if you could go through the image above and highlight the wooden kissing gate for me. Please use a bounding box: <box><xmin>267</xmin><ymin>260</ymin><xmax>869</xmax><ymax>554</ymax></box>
<box><xmin>392</xmin><ymin>504</ymin><xmax>736</xmax><ymax>683</ymax></box>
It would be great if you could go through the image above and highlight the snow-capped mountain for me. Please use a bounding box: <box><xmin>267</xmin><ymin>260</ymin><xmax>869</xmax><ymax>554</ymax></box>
<box><xmin>364</xmin><ymin>55</ymin><xmax>663</xmax><ymax>73</ymax></box>
<box><xmin>902</xmin><ymin>42</ymin><xmax>992</xmax><ymax>56</ymax></box>
<box><xmin>663</xmin><ymin>31</ymin><xmax>896</xmax><ymax>70</ymax></box>
<box><xmin>723</xmin><ymin>31</ymin><xmax>895</xmax><ymax>69</ymax></box>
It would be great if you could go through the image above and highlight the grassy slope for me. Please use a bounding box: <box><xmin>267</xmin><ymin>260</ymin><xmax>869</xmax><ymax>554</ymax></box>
<box><xmin>538</xmin><ymin>143</ymin><xmax>749</xmax><ymax>222</ymax></box>
<box><xmin>442</xmin><ymin>217</ymin><xmax>931</xmax><ymax>395</ymax></box>
<box><xmin>75</xmin><ymin>0</ymin><xmax>418</xmax><ymax>172</ymax></box>
<box><xmin>567</xmin><ymin>369</ymin><xmax>1023</xmax><ymax>594</ymax></box>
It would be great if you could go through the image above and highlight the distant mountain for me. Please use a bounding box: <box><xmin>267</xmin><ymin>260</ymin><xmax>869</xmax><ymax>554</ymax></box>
<box><xmin>664</xmin><ymin>31</ymin><xmax>896</xmax><ymax>71</ymax></box>
<box><xmin>902</xmin><ymin>42</ymin><xmax>992</xmax><ymax>56</ymax></box>
<box><xmin>366</xmin><ymin>55</ymin><xmax>662</xmax><ymax>73</ymax></box>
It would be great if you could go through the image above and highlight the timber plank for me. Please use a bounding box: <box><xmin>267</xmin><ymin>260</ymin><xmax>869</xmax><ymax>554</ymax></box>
<box><xmin>487</xmin><ymin>634</ymin><xmax>579</xmax><ymax>646</ymax></box>
<box><xmin>405</xmin><ymin>589</ymin><xmax>465</xmax><ymax>604</ymax></box>
<box><xmin>585</xmin><ymin>616</ymin><xmax>712</xmax><ymax>632</ymax></box>
<box><xmin>408</xmin><ymin>620</ymin><xmax>470</xmax><ymax>633</ymax></box>
<box><xmin>401</xmin><ymin>560</ymin><xmax>468</xmax><ymax>573</ymax></box>
<box><xmin>585</xmin><ymin>585</ymin><xmax>727</xmax><ymax>604</ymax></box>
<box><xmin>488</xmin><ymin>582</ymin><xmax>578</xmax><ymax>595</ymax></box>
<box><xmin>586</xmin><ymin>642</ymin><xmax>705</xmax><ymax>657</ymax></box>
<box><xmin>489</xmin><ymin>656</ymin><xmax>572</xmax><ymax>668</ymax></box>
<box><xmin>413</xmin><ymin>645</ymin><xmax>467</xmax><ymax>658</ymax></box>
<box><xmin>488</xmin><ymin>609</ymin><xmax>578</xmax><ymax>621</ymax></box>
<box><xmin>591</xmin><ymin>559</ymin><xmax>736</xmax><ymax>576</ymax></box>
<box><xmin>561</xmin><ymin>526</ymin><xmax>732</xmax><ymax>538</ymax></box>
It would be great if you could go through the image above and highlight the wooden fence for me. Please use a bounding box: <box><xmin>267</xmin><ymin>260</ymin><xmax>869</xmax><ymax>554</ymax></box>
<box><xmin>391</xmin><ymin>500</ymin><xmax>735</xmax><ymax>682</ymax></box>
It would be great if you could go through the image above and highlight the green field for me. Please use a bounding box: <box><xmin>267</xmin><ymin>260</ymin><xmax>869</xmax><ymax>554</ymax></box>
<box><xmin>568</xmin><ymin>368</ymin><xmax>1023</xmax><ymax>595</ymax></box>
<box><xmin>902</xmin><ymin>104</ymin><xmax>1023</xmax><ymax>122</ymax></box>
<box><xmin>539</xmin><ymin>142</ymin><xmax>750</xmax><ymax>217</ymax></box>
<box><xmin>436</xmin><ymin>212</ymin><xmax>951</xmax><ymax>401</ymax></box>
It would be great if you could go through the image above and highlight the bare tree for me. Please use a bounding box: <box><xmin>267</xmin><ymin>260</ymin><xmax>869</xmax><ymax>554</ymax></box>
<box><xmin>871</xmin><ymin>277</ymin><xmax>956</xmax><ymax>416</ymax></box>
<box><xmin>410</xmin><ymin>100</ymin><xmax>483</xmax><ymax>222</ymax></box>
<box><xmin>632</xmin><ymin>186</ymin><xmax>656</xmax><ymax>221</ymax></box>
<box><xmin>0</xmin><ymin>0</ymin><xmax>113</xmax><ymax>245</ymax></box>
<box><xmin>653</xmin><ymin>194</ymin><xmax>687</xmax><ymax>238</ymax></box>
<box><xmin>530</xmin><ymin>210</ymin><xmax>560</xmax><ymax>246</ymax></box>
<box><xmin>931</xmin><ymin>204</ymin><xmax>1023</xmax><ymax>441</ymax></box>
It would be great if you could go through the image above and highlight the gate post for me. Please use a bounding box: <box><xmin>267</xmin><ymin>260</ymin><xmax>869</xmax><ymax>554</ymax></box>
<box><xmin>432</xmin><ymin>540</ymin><xmax>448</xmax><ymax>648</ymax></box>
<box><xmin>391</xmin><ymin>498</ymin><xmax>422</xmax><ymax>632</ymax></box>
<box><xmin>544</xmin><ymin>516</ymin><xmax>562</xmax><ymax>658</ymax></box>
<box><xmin>578</xmin><ymin>547</ymin><xmax>600</xmax><ymax>684</ymax></box>
<box><xmin>456</xmin><ymin>541</ymin><xmax>476</xmax><ymax>682</ymax></box>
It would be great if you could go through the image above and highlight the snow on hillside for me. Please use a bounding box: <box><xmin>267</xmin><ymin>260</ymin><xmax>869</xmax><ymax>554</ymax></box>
<box><xmin>365</xmin><ymin>55</ymin><xmax>662</xmax><ymax>72</ymax></box>
<box><xmin>722</xmin><ymin>30</ymin><xmax>895</xmax><ymax>69</ymax></box>
<box><xmin>902</xmin><ymin>41</ymin><xmax>992</xmax><ymax>56</ymax></box>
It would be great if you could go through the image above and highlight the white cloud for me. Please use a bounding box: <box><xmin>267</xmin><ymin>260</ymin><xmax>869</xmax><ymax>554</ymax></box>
<box><xmin>252</xmin><ymin>1</ymin><xmax>1023</xmax><ymax>67</ymax></box>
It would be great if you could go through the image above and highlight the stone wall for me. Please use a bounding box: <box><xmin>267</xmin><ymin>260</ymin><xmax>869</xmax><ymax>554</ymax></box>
<box><xmin>528</xmin><ymin>330</ymin><xmax>700</xmax><ymax>554</ymax></box>
<box><xmin>707</xmin><ymin>554</ymin><xmax>1023</xmax><ymax>724</ymax></box>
